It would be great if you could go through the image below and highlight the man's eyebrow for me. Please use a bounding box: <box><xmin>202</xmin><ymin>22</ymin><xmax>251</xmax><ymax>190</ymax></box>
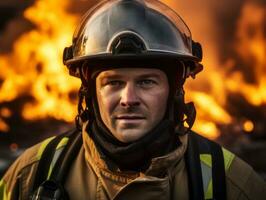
<box><xmin>99</xmin><ymin>72</ymin><xmax>162</xmax><ymax>81</ymax></box>
<box><xmin>137</xmin><ymin>73</ymin><xmax>162</xmax><ymax>79</ymax></box>
<box><xmin>100</xmin><ymin>74</ymin><xmax>124</xmax><ymax>81</ymax></box>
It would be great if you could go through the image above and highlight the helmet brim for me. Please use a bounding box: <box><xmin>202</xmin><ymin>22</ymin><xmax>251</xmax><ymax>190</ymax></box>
<box><xmin>65</xmin><ymin>52</ymin><xmax>200</xmax><ymax>77</ymax></box>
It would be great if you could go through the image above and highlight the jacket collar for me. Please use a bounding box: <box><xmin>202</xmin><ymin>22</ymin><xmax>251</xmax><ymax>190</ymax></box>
<box><xmin>82</xmin><ymin>121</ymin><xmax>188</xmax><ymax>180</ymax></box>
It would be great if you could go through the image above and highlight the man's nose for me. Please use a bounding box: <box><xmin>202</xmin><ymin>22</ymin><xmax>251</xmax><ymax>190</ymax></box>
<box><xmin>120</xmin><ymin>83</ymin><xmax>140</xmax><ymax>107</ymax></box>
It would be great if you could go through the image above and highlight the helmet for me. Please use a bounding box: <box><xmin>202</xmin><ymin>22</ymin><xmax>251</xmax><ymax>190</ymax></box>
<box><xmin>63</xmin><ymin>0</ymin><xmax>203</xmax><ymax>79</ymax></box>
<box><xmin>63</xmin><ymin>0</ymin><xmax>203</xmax><ymax>131</ymax></box>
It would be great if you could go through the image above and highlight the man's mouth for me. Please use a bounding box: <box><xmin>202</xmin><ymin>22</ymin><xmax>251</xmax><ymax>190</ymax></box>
<box><xmin>115</xmin><ymin>115</ymin><xmax>145</xmax><ymax>120</ymax></box>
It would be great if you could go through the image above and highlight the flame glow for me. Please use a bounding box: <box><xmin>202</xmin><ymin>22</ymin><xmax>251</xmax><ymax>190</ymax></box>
<box><xmin>243</xmin><ymin>120</ymin><xmax>254</xmax><ymax>133</ymax></box>
<box><xmin>226</xmin><ymin>2</ymin><xmax>266</xmax><ymax>106</ymax></box>
<box><xmin>0</xmin><ymin>0</ymin><xmax>80</xmax><ymax>123</ymax></box>
<box><xmin>163</xmin><ymin>0</ymin><xmax>265</xmax><ymax>139</ymax></box>
<box><xmin>0</xmin><ymin>0</ymin><xmax>265</xmax><ymax>140</ymax></box>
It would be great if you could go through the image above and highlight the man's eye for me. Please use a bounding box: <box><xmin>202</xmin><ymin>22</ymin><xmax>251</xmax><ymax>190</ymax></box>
<box><xmin>138</xmin><ymin>80</ymin><xmax>156</xmax><ymax>86</ymax></box>
<box><xmin>107</xmin><ymin>80</ymin><xmax>123</xmax><ymax>86</ymax></box>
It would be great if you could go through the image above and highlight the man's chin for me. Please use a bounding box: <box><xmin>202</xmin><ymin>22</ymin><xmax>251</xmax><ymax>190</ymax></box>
<box><xmin>115</xmin><ymin>128</ymin><xmax>148</xmax><ymax>143</ymax></box>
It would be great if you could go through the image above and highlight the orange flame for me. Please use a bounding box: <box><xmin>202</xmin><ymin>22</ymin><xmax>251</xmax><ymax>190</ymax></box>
<box><xmin>226</xmin><ymin>2</ymin><xmax>266</xmax><ymax>106</ymax></box>
<box><xmin>0</xmin><ymin>0</ymin><xmax>80</xmax><ymax>124</ymax></box>
<box><xmin>163</xmin><ymin>0</ymin><xmax>265</xmax><ymax>139</ymax></box>
<box><xmin>0</xmin><ymin>1</ymin><xmax>265</xmax><ymax>140</ymax></box>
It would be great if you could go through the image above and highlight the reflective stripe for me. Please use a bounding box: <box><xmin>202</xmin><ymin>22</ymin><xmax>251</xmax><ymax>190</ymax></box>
<box><xmin>0</xmin><ymin>179</ymin><xmax>10</xmax><ymax>200</ymax></box>
<box><xmin>200</xmin><ymin>154</ymin><xmax>212</xmax><ymax>168</ymax></box>
<box><xmin>200</xmin><ymin>149</ymin><xmax>235</xmax><ymax>199</ymax></box>
<box><xmin>205</xmin><ymin>179</ymin><xmax>213</xmax><ymax>199</ymax></box>
<box><xmin>200</xmin><ymin>154</ymin><xmax>213</xmax><ymax>199</ymax></box>
<box><xmin>222</xmin><ymin>148</ymin><xmax>235</xmax><ymax>171</ymax></box>
<box><xmin>47</xmin><ymin>137</ymin><xmax>69</xmax><ymax>179</ymax></box>
<box><xmin>56</xmin><ymin>137</ymin><xmax>69</xmax><ymax>150</ymax></box>
<box><xmin>36</xmin><ymin>136</ymin><xmax>55</xmax><ymax>160</ymax></box>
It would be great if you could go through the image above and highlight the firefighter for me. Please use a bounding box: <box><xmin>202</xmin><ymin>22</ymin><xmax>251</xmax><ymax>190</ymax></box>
<box><xmin>1</xmin><ymin>0</ymin><xmax>265</xmax><ymax>199</ymax></box>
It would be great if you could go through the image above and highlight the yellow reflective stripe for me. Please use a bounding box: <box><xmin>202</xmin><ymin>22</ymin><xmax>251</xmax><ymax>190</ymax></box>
<box><xmin>205</xmin><ymin>179</ymin><xmax>213</xmax><ymax>199</ymax></box>
<box><xmin>200</xmin><ymin>154</ymin><xmax>213</xmax><ymax>199</ymax></box>
<box><xmin>36</xmin><ymin>136</ymin><xmax>55</xmax><ymax>160</ymax></box>
<box><xmin>0</xmin><ymin>179</ymin><xmax>10</xmax><ymax>200</ymax></box>
<box><xmin>56</xmin><ymin>137</ymin><xmax>69</xmax><ymax>150</ymax></box>
<box><xmin>47</xmin><ymin>137</ymin><xmax>69</xmax><ymax>179</ymax></box>
<box><xmin>200</xmin><ymin>154</ymin><xmax>212</xmax><ymax>168</ymax></box>
<box><xmin>47</xmin><ymin>165</ymin><xmax>53</xmax><ymax>180</ymax></box>
<box><xmin>200</xmin><ymin>149</ymin><xmax>235</xmax><ymax>199</ymax></box>
<box><xmin>222</xmin><ymin>148</ymin><xmax>235</xmax><ymax>171</ymax></box>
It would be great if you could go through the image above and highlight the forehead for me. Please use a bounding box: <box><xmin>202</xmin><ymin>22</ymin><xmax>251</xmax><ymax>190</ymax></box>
<box><xmin>96</xmin><ymin>68</ymin><xmax>167</xmax><ymax>79</ymax></box>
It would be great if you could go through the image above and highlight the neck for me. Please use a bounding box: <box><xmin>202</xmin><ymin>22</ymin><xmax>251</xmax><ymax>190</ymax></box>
<box><xmin>88</xmin><ymin>118</ymin><xmax>180</xmax><ymax>171</ymax></box>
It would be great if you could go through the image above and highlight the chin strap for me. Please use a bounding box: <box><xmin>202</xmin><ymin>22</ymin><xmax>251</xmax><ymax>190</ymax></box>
<box><xmin>174</xmin><ymin>84</ymin><xmax>196</xmax><ymax>135</ymax></box>
<box><xmin>76</xmin><ymin>85</ymin><xmax>89</xmax><ymax>130</ymax></box>
<box><xmin>75</xmin><ymin>65</ymin><xmax>94</xmax><ymax>131</ymax></box>
<box><xmin>183</xmin><ymin>102</ymin><xmax>196</xmax><ymax>130</ymax></box>
<box><xmin>173</xmin><ymin>60</ymin><xmax>198</xmax><ymax>135</ymax></box>
<box><xmin>175</xmin><ymin>98</ymin><xmax>196</xmax><ymax>135</ymax></box>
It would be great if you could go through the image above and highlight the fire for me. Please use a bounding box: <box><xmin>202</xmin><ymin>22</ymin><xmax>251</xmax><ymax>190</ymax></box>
<box><xmin>0</xmin><ymin>118</ymin><xmax>9</xmax><ymax>132</ymax></box>
<box><xmin>226</xmin><ymin>2</ymin><xmax>266</xmax><ymax>106</ymax></box>
<box><xmin>0</xmin><ymin>0</ymin><xmax>80</xmax><ymax>124</ymax></box>
<box><xmin>0</xmin><ymin>1</ymin><xmax>265</xmax><ymax>140</ymax></box>
<box><xmin>0</xmin><ymin>108</ymin><xmax>12</xmax><ymax>118</ymax></box>
<box><xmin>243</xmin><ymin>120</ymin><xmax>254</xmax><ymax>133</ymax></box>
<box><xmin>163</xmin><ymin>0</ymin><xmax>265</xmax><ymax>139</ymax></box>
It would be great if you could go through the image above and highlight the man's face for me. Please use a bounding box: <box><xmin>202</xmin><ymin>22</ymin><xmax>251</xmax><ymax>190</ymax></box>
<box><xmin>96</xmin><ymin>68</ymin><xmax>169</xmax><ymax>143</ymax></box>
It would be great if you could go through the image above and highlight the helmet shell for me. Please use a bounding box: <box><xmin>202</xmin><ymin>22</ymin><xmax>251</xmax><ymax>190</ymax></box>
<box><xmin>63</xmin><ymin>0</ymin><xmax>202</xmax><ymax>77</ymax></box>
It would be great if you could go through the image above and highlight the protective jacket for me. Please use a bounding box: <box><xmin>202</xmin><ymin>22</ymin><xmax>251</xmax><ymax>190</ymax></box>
<box><xmin>1</xmin><ymin>122</ymin><xmax>266</xmax><ymax>200</ymax></box>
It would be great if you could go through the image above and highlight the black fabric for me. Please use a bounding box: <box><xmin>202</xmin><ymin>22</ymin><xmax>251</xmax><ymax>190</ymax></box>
<box><xmin>192</xmin><ymin>133</ymin><xmax>227</xmax><ymax>200</ymax></box>
<box><xmin>185</xmin><ymin>132</ymin><xmax>205</xmax><ymax>200</ymax></box>
<box><xmin>209</xmin><ymin>141</ymin><xmax>226</xmax><ymax>200</ymax></box>
<box><xmin>31</xmin><ymin>180</ymin><xmax>70</xmax><ymax>200</ymax></box>
<box><xmin>89</xmin><ymin>119</ymin><xmax>180</xmax><ymax>171</ymax></box>
<box><xmin>186</xmin><ymin>132</ymin><xmax>227</xmax><ymax>200</ymax></box>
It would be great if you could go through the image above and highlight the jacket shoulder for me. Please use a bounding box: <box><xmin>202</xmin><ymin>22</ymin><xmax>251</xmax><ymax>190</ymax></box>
<box><xmin>226</xmin><ymin>155</ymin><xmax>266</xmax><ymax>200</ymax></box>
<box><xmin>0</xmin><ymin>136</ymin><xmax>56</xmax><ymax>199</ymax></box>
<box><xmin>190</xmin><ymin>131</ymin><xmax>266</xmax><ymax>199</ymax></box>
<box><xmin>7</xmin><ymin>136</ymin><xmax>56</xmax><ymax>175</ymax></box>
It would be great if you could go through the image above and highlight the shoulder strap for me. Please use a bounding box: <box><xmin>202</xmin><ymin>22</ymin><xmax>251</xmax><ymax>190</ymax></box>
<box><xmin>32</xmin><ymin>133</ymin><xmax>66</xmax><ymax>193</ymax></box>
<box><xmin>50</xmin><ymin>129</ymin><xmax>82</xmax><ymax>183</ymax></box>
<box><xmin>185</xmin><ymin>132</ymin><xmax>227</xmax><ymax>200</ymax></box>
<box><xmin>185</xmin><ymin>132</ymin><xmax>205</xmax><ymax>200</ymax></box>
<box><xmin>31</xmin><ymin>129</ymin><xmax>80</xmax><ymax>194</ymax></box>
<box><xmin>208</xmin><ymin>138</ymin><xmax>226</xmax><ymax>200</ymax></box>
<box><xmin>30</xmin><ymin>129</ymin><xmax>82</xmax><ymax>200</ymax></box>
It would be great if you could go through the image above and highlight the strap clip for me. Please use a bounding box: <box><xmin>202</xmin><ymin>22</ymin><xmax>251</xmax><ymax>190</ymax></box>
<box><xmin>31</xmin><ymin>180</ymin><xmax>68</xmax><ymax>200</ymax></box>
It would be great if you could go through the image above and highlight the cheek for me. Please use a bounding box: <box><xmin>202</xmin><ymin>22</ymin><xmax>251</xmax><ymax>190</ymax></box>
<box><xmin>97</xmin><ymin>90</ymin><xmax>118</xmax><ymax>118</ymax></box>
<box><xmin>154</xmin><ymin>92</ymin><xmax>169</xmax><ymax>114</ymax></box>
<box><xmin>142</xmin><ymin>87</ymin><xmax>169</xmax><ymax>117</ymax></box>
